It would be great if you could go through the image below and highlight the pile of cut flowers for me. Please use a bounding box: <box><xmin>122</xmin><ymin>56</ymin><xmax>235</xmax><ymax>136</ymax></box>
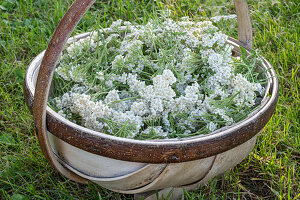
<box><xmin>50</xmin><ymin>15</ymin><xmax>266</xmax><ymax>140</ymax></box>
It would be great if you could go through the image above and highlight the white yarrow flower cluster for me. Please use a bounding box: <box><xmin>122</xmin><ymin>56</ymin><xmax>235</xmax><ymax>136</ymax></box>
<box><xmin>211</xmin><ymin>14</ymin><xmax>237</xmax><ymax>23</ymax></box>
<box><xmin>52</xmin><ymin>15</ymin><xmax>265</xmax><ymax>139</ymax></box>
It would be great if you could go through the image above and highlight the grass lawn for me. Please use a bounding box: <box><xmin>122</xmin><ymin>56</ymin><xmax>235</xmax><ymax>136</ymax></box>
<box><xmin>0</xmin><ymin>0</ymin><xmax>299</xmax><ymax>199</ymax></box>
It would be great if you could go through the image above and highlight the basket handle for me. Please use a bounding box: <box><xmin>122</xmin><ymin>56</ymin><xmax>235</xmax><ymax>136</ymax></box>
<box><xmin>33</xmin><ymin>0</ymin><xmax>252</xmax><ymax>183</ymax></box>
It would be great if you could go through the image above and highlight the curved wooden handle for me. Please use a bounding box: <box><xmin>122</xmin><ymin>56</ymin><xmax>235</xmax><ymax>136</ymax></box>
<box><xmin>33</xmin><ymin>0</ymin><xmax>96</xmax><ymax>184</ymax></box>
<box><xmin>33</xmin><ymin>0</ymin><xmax>252</xmax><ymax>182</ymax></box>
<box><xmin>234</xmin><ymin>0</ymin><xmax>253</xmax><ymax>49</ymax></box>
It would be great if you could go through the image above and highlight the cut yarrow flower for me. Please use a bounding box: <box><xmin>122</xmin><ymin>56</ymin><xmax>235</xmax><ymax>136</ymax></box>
<box><xmin>50</xmin><ymin>15</ymin><xmax>266</xmax><ymax>140</ymax></box>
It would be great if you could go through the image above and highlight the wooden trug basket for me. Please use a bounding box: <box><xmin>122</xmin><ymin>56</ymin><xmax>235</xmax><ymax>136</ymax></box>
<box><xmin>24</xmin><ymin>0</ymin><xmax>279</xmax><ymax>199</ymax></box>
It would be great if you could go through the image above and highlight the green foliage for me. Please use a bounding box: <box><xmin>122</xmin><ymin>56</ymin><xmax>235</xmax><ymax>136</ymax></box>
<box><xmin>0</xmin><ymin>0</ymin><xmax>299</xmax><ymax>199</ymax></box>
